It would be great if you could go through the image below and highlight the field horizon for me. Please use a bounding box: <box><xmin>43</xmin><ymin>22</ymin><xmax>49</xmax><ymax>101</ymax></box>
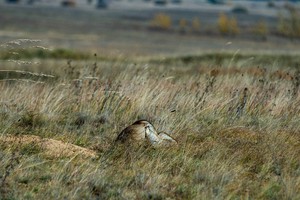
<box><xmin>1</xmin><ymin>3</ymin><xmax>300</xmax><ymax>57</ymax></box>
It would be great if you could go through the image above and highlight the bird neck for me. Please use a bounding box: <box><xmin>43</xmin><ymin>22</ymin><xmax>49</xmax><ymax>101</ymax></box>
<box><xmin>145</xmin><ymin>126</ymin><xmax>160</xmax><ymax>144</ymax></box>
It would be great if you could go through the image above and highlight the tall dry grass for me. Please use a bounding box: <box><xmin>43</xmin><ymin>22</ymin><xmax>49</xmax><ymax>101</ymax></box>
<box><xmin>0</xmin><ymin>53</ymin><xmax>299</xmax><ymax>199</ymax></box>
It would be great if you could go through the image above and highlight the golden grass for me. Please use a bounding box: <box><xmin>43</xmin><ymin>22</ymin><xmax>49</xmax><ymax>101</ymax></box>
<box><xmin>0</xmin><ymin>134</ymin><xmax>97</xmax><ymax>158</ymax></box>
<box><xmin>0</xmin><ymin>54</ymin><xmax>299</xmax><ymax>199</ymax></box>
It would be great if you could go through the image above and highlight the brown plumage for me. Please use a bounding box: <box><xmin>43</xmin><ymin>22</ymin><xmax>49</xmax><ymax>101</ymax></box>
<box><xmin>115</xmin><ymin>120</ymin><xmax>153</xmax><ymax>143</ymax></box>
<box><xmin>115</xmin><ymin>120</ymin><xmax>178</xmax><ymax>148</ymax></box>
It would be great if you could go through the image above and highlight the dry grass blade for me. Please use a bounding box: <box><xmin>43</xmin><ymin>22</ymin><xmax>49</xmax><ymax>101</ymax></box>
<box><xmin>0</xmin><ymin>79</ymin><xmax>45</xmax><ymax>84</ymax></box>
<box><xmin>0</xmin><ymin>70</ymin><xmax>55</xmax><ymax>78</ymax></box>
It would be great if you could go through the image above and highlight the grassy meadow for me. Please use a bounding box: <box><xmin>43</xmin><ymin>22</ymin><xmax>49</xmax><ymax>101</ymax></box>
<box><xmin>0</xmin><ymin>46</ymin><xmax>299</xmax><ymax>199</ymax></box>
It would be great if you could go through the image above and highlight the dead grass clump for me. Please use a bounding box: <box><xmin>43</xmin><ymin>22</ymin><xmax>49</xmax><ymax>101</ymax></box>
<box><xmin>150</xmin><ymin>13</ymin><xmax>172</xmax><ymax>31</ymax></box>
<box><xmin>17</xmin><ymin>110</ymin><xmax>45</xmax><ymax>129</ymax></box>
<box><xmin>252</xmin><ymin>20</ymin><xmax>269</xmax><ymax>40</ymax></box>
<box><xmin>191</xmin><ymin>17</ymin><xmax>201</xmax><ymax>33</ymax></box>
<box><xmin>277</xmin><ymin>8</ymin><xmax>300</xmax><ymax>38</ymax></box>
<box><xmin>218</xmin><ymin>13</ymin><xmax>240</xmax><ymax>36</ymax></box>
<box><xmin>216</xmin><ymin>127</ymin><xmax>260</xmax><ymax>144</ymax></box>
<box><xmin>179</xmin><ymin>18</ymin><xmax>188</xmax><ymax>34</ymax></box>
<box><xmin>0</xmin><ymin>134</ymin><xmax>97</xmax><ymax>158</ymax></box>
<box><xmin>215</xmin><ymin>127</ymin><xmax>266</xmax><ymax>173</ymax></box>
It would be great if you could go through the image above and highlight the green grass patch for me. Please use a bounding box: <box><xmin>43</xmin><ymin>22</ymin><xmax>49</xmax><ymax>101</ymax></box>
<box><xmin>0</xmin><ymin>48</ymin><xmax>89</xmax><ymax>60</ymax></box>
<box><xmin>153</xmin><ymin>53</ymin><xmax>300</xmax><ymax>68</ymax></box>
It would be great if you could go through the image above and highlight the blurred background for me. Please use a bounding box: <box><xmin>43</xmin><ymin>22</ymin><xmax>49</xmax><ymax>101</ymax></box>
<box><xmin>1</xmin><ymin>0</ymin><xmax>300</xmax><ymax>57</ymax></box>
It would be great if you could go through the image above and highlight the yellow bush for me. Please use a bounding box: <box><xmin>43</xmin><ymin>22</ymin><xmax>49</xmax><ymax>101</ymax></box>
<box><xmin>179</xmin><ymin>18</ymin><xmax>188</xmax><ymax>33</ymax></box>
<box><xmin>151</xmin><ymin>13</ymin><xmax>172</xmax><ymax>30</ymax></box>
<box><xmin>218</xmin><ymin>13</ymin><xmax>229</xmax><ymax>34</ymax></box>
<box><xmin>192</xmin><ymin>17</ymin><xmax>201</xmax><ymax>32</ymax></box>
<box><xmin>277</xmin><ymin>14</ymin><xmax>290</xmax><ymax>37</ymax></box>
<box><xmin>218</xmin><ymin>13</ymin><xmax>240</xmax><ymax>35</ymax></box>
<box><xmin>253</xmin><ymin>21</ymin><xmax>269</xmax><ymax>39</ymax></box>
<box><xmin>277</xmin><ymin>9</ymin><xmax>300</xmax><ymax>38</ymax></box>
<box><xmin>229</xmin><ymin>16</ymin><xmax>240</xmax><ymax>35</ymax></box>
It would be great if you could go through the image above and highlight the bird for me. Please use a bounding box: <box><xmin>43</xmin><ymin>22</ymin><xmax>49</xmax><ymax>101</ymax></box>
<box><xmin>115</xmin><ymin>120</ymin><xmax>152</xmax><ymax>143</ymax></box>
<box><xmin>145</xmin><ymin>125</ymin><xmax>178</xmax><ymax>148</ymax></box>
<box><xmin>115</xmin><ymin>120</ymin><xmax>178</xmax><ymax>148</ymax></box>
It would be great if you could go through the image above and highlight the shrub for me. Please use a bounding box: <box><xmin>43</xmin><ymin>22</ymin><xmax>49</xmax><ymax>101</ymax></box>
<box><xmin>17</xmin><ymin>110</ymin><xmax>45</xmax><ymax>129</ymax></box>
<box><xmin>218</xmin><ymin>13</ymin><xmax>240</xmax><ymax>35</ymax></box>
<box><xmin>231</xmin><ymin>6</ymin><xmax>248</xmax><ymax>14</ymax></box>
<box><xmin>253</xmin><ymin>20</ymin><xmax>269</xmax><ymax>40</ymax></box>
<box><xmin>191</xmin><ymin>17</ymin><xmax>201</xmax><ymax>33</ymax></box>
<box><xmin>61</xmin><ymin>0</ymin><xmax>76</xmax><ymax>7</ymax></box>
<box><xmin>277</xmin><ymin>8</ymin><xmax>300</xmax><ymax>38</ymax></box>
<box><xmin>229</xmin><ymin>16</ymin><xmax>240</xmax><ymax>35</ymax></box>
<box><xmin>179</xmin><ymin>18</ymin><xmax>188</xmax><ymax>33</ymax></box>
<box><xmin>218</xmin><ymin>13</ymin><xmax>229</xmax><ymax>34</ymax></box>
<box><xmin>277</xmin><ymin>13</ymin><xmax>290</xmax><ymax>37</ymax></box>
<box><xmin>150</xmin><ymin>13</ymin><xmax>172</xmax><ymax>30</ymax></box>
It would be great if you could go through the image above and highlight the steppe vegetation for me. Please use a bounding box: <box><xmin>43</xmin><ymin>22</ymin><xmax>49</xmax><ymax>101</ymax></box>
<box><xmin>0</xmin><ymin>40</ymin><xmax>299</xmax><ymax>199</ymax></box>
<box><xmin>150</xmin><ymin>8</ymin><xmax>300</xmax><ymax>40</ymax></box>
<box><xmin>277</xmin><ymin>6</ymin><xmax>300</xmax><ymax>38</ymax></box>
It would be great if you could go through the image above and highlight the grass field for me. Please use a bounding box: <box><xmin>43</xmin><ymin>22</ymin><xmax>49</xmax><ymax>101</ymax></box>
<box><xmin>0</xmin><ymin>3</ymin><xmax>300</xmax><ymax>199</ymax></box>
<box><xmin>0</xmin><ymin>45</ymin><xmax>299</xmax><ymax>199</ymax></box>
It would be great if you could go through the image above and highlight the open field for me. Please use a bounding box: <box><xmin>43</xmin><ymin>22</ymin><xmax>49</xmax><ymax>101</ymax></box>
<box><xmin>1</xmin><ymin>2</ymin><xmax>300</xmax><ymax>57</ymax></box>
<box><xmin>1</xmin><ymin>2</ymin><xmax>300</xmax><ymax>199</ymax></box>
<box><xmin>0</xmin><ymin>47</ymin><xmax>300</xmax><ymax>199</ymax></box>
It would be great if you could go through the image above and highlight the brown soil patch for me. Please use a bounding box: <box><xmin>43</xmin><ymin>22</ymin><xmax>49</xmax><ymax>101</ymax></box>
<box><xmin>0</xmin><ymin>134</ymin><xmax>97</xmax><ymax>158</ymax></box>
